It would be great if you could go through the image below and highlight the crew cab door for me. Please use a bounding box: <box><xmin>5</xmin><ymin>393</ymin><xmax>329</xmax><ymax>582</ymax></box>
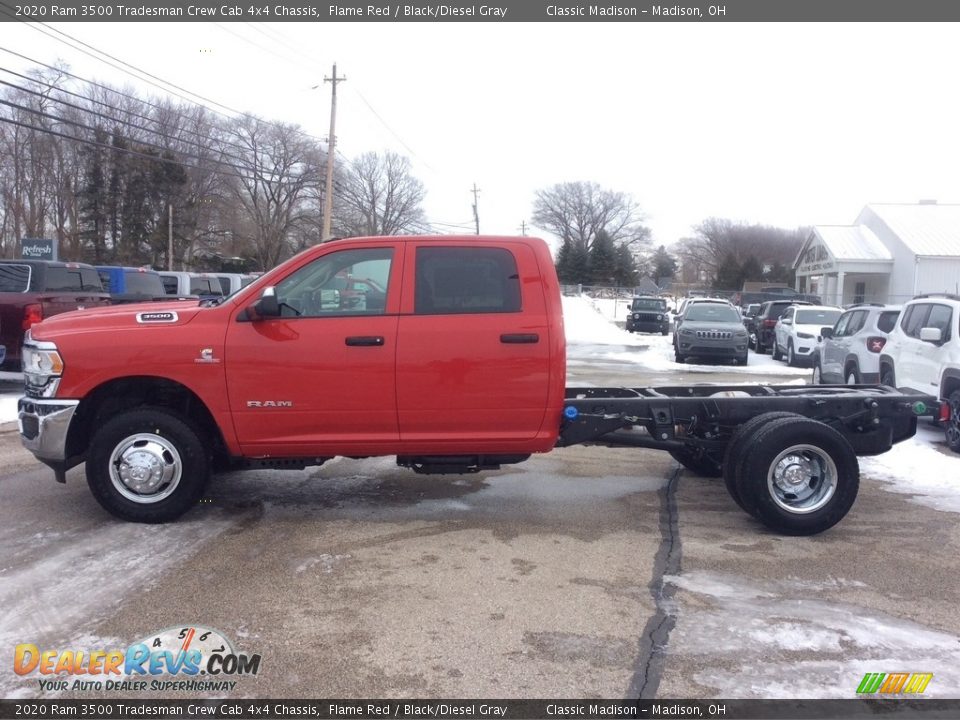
<box><xmin>225</xmin><ymin>243</ymin><xmax>403</xmax><ymax>455</ymax></box>
<box><xmin>395</xmin><ymin>242</ymin><xmax>551</xmax><ymax>443</ymax></box>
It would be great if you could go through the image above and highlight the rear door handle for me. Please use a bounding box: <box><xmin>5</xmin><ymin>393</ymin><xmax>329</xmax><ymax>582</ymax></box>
<box><xmin>345</xmin><ymin>336</ymin><xmax>385</xmax><ymax>347</ymax></box>
<box><xmin>500</xmin><ymin>333</ymin><xmax>539</xmax><ymax>344</ymax></box>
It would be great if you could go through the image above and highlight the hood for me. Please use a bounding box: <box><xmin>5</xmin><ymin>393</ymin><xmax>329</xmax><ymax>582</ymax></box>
<box><xmin>29</xmin><ymin>300</ymin><xmax>205</xmax><ymax>340</ymax></box>
<box><xmin>681</xmin><ymin>320</ymin><xmax>746</xmax><ymax>332</ymax></box>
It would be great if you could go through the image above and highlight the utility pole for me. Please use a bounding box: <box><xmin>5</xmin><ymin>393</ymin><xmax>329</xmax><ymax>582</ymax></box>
<box><xmin>518</xmin><ymin>220</ymin><xmax>528</xmax><ymax>236</ymax></box>
<box><xmin>167</xmin><ymin>202</ymin><xmax>173</xmax><ymax>270</ymax></box>
<box><xmin>471</xmin><ymin>183</ymin><xmax>481</xmax><ymax>235</ymax></box>
<box><xmin>322</xmin><ymin>63</ymin><xmax>345</xmax><ymax>242</ymax></box>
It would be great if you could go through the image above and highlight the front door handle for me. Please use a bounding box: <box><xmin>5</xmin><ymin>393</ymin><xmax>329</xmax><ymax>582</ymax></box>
<box><xmin>500</xmin><ymin>333</ymin><xmax>539</xmax><ymax>344</ymax></box>
<box><xmin>345</xmin><ymin>336</ymin><xmax>385</xmax><ymax>347</ymax></box>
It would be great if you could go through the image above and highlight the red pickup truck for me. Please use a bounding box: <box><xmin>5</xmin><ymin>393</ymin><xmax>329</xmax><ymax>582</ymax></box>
<box><xmin>17</xmin><ymin>236</ymin><xmax>943</xmax><ymax>535</ymax></box>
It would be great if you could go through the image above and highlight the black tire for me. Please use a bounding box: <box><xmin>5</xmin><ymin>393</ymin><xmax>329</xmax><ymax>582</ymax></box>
<box><xmin>771</xmin><ymin>341</ymin><xmax>782</xmax><ymax>361</ymax></box>
<box><xmin>674</xmin><ymin>351</ymin><xmax>686</xmax><ymax>364</ymax></box>
<box><xmin>722</xmin><ymin>412</ymin><xmax>802</xmax><ymax>514</ymax></box>
<box><xmin>661</xmin><ymin>328</ymin><xmax>669</xmax><ymax>336</ymax></box>
<box><xmin>880</xmin><ymin>365</ymin><xmax>896</xmax><ymax>388</ymax></box>
<box><xmin>669</xmin><ymin>447</ymin><xmax>723</xmax><ymax>478</ymax></box>
<box><xmin>786</xmin><ymin>341</ymin><xmax>798</xmax><ymax>367</ymax></box>
<box><xmin>845</xmin><ymin>365</ymin><xmax>861</xmax><ymax>385</ymax></box>
<box><xmin>737</xmin><ymin>351</ymin><xmax>749</xmax><ymax>366</ymax></box>
<box><xmin>945</xmin><ymin>389</ymin><xmax>960</xmax><ymax>454</ymax></box>
<box><xmin>86</xmin><ymin>408</ymin><xmax>210</xmax><ymax>523</ymax></box>
<box><xmin>811</xmin><ymin>357</ymin><xmax>823</xmax><ymax>385</ymax></box>
<box><xmin>734</xmin><ymin>417</ymin><xmax>859</xmax><ymax>535</ymax></box>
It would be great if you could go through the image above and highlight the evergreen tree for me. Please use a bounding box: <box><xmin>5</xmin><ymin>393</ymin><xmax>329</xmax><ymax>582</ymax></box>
<box><xmin>651</xmin><ymin>245</ymin><xmax>678</xmax><ymax>280</ymax></box>
<box><xmin>715</xmin><ymin>252</ymin><xmax>742</xmax><ymax>290</ymax></box>
<box><xmin>740</xmin><ymin>255</ymin><xmax>763</xmax><ymax>283</ymax></box>
<box><xmin>568</xmin><ymin>243</ymin><xmax>590</xmax><ymax>284</ymax></box>
<box><xmin>588</xmin><ymin>229</ymin><xmax>617</xmax><ymax>284</ymax></box>
<box><xmin>613</xmin><ymin>242</ymin><xmax>639</xmax><ymax>286</ymax></box>
<box><xmin>555</xmin><ymin>236</ymin><xmax>574</xmax><ymax>283</ymax></box>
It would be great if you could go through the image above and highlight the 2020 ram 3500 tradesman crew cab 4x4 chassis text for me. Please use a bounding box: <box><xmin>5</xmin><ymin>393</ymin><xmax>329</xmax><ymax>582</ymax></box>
<box><xmin>18</xmin><ymin>236</ymin><xmax>942</xmax><ymax>536</ymax></box>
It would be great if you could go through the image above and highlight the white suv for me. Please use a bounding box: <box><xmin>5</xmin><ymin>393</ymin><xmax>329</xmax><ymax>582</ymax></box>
<box><xmin>812</xmin><ymin>304</ymin><xmax>901</xmax><ymax>385</ymax></box>
<box><xmin>772</xmin><ymin>305</ymin><xmax>843</xmax><ymax>366</ymax></box>
<box><xmin>879</xmin><ymin>294</ymin><xmax>960</xmax><ymax>453</ymax></box>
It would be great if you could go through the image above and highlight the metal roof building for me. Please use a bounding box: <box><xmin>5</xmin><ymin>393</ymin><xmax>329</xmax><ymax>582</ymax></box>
<box><xmin>794</xmin><ymin>203</ymin><xmax>960</xmax><ymax>305</ymax></box>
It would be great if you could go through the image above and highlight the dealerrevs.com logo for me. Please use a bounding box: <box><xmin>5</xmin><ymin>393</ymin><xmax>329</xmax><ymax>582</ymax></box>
<box><xmin>14</xmin><ymin>625</ymin><xmax>261</xmax><ymax>693</ymax></box>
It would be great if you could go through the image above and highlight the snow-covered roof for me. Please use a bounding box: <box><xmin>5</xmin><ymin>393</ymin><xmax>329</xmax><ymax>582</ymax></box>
<box><xmin>815</xmin><ymin>225</ymin><xmax>892</xmax><ymax>261</ymax></box>
<box><xmin>861</xmin><ymin>203</ymin><xmax>960</xmax><ymax>257</ymax></box>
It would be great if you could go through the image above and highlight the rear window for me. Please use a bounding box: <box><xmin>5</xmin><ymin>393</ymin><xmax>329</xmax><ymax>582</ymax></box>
<box><xmin>876</xmin><ymin>310</ymin><xmax>900</xmax><ymax>334</ymax></box>
<box><xmin>796</xmin><ymin>309</ymin><xmax>841</xmax><ymax>325</ymax></box>
<box><xmin>0</xmin><ymin>264</ymin><xmax>31</xmax><ymax>292</ymax></box>
<box><xmin>415</xmin><ymin>247</ymin><xmax>520</xmax><ymax>314</ymax></box>
<box><xmin>631</xmin><ymin>298</ymin><xmax>666</xmax><ymax>311</ymax></box>
<box><xmin>46</xmin><ymin>266</ymin><xmax>102</xmax><ymax>291</ymax></box>
<box><xmin>124</xmin><ymin>270</ymin><xmax>164</xmax><ymax>296</ymax></box>
<box><xmin>216</xmin><ymin>277</ymin><xmax>231</xmax><ymax>294</ymax></box>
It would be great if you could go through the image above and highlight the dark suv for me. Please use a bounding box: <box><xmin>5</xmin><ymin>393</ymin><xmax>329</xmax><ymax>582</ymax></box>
<box><xmin>625</xmin><ymin>296</ymin><xmax>670</xmax><ymax>335</ymax></box>
<box><xmin>753</xmin><ymin>299</ymin><xmax>813</xmax><ymax>354</ymax></box>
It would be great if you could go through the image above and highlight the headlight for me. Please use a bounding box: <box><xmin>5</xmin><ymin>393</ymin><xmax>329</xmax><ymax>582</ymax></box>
<box><xmin>657</xmin><ymin>314</ymin><xmax>663</xmax><ymax>320</ymax></box>
<box><xmin>680</xmin><ymin>328</ymin><xmax>694</xmax><ymax>336</ymax></box>
<box><xmin>797</xmin><ymin>332</ymin><xmax>814</xmax><ymax>339</ymax></box>
<box><xmin>633</xmin><ymin>313</ymin><xmax>640</xmax><ymax>320</ymax></box>
<box><xmin>22</xmin><ymin>340</ymin><xmax>64</xmax><ymax>398</ymax></box>
<box><xmin>735</xmin><ymin>329</ymin><xmax>748</xmax><ymax>337</ymax></box>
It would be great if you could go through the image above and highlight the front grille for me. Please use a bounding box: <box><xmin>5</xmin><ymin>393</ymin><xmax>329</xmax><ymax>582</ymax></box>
<box><xmin>695</xmin><ymin>330</ymin><xmax>733</xmax><ymax>339</ymax></box>
<box><xmin>635</xmin><ymin>313</ymin><xmax>660</xmax><ymax>322</ymax></box>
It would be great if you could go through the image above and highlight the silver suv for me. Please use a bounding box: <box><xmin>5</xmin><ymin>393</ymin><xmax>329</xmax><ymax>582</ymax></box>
<box><xmin>812</xmin><ymin>304</ymin><xmax>901</xmax><ymax>384</ymax></box>
<box><xmin>674</xmin><ymin>301</ymin><xmax>749</xmax><ymax>365</ymax></box>
<box><xmin>879</xmin><ymin>294</ymin><xmax>960</xmax><ymax>453</ymax></box>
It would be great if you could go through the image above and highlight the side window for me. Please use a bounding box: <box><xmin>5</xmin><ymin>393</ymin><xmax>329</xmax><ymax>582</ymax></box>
<box><xmin>833</xmin><ymin>312</ymin><xmax>852</xmax><ymax>338</ymax></box>
<box><xmin>45</xmin><ymin>267</ymin><xmax>85</xmax><ymax>291</ymax></box>
<box><xmin>275</xmin><ymin>247</ymin><xmax>393</xmax><ymax>318</ymax></box>
<box><xmin>98</xmin><ymin>270</ymin><xmax>113</xmax><ymax>293</ymax></box>
<box><xmin>926</xmin><ymin>304</ymin><xmax>953</xmax><ymax>341</ymax></box>
<box><xmin>876</xmin><ymin>311</ymin><xmax>900</xmax><ymax>334</ymax></box>
<box><xmin>901</xmin><ymin>304</ymin><xmax>932</xmax><ymax>338</ymax></box>
<box><xmin>161</xmin><ymin>276</ymin><xmax>179</xmax><ymax>295</ymax></box>
<box><xmin>781</xmin><ymin>308</ymin><xmax>794</xmax><ymax>322</ymax></box>
<box><xmin>845</xmin><ymin>310</ymin><xmax>867</xmax><ymax>335</ymax></box>
<box><xmin>415</xmin><ymin>247</ymin><xmax>521</xmax><ymax>315</ymax></box>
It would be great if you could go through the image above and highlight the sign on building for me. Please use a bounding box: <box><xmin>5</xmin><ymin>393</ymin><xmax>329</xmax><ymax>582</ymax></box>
<box><xmin>20</xmin><ymin>238</ymin><xmax>57</xmax><ymax>261</ymax></box>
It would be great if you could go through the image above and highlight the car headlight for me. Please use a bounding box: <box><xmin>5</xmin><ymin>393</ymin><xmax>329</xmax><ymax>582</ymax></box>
<box><xmin>680</xmin><ymin>328</ymin><xmax>694</xmax><ymax>336</ymax></box>
<box><xmin>735</xmin><ymin>329</ymin><xmax>748</xmax><ymax>337</ymax></box>
<box><xmin>657</xmin><ymin>314</ymin><xmax>663</xmax><ymax>320</ymax></box>
<box><xmin>797</xmin><ymin>332</ymin><xmax>814</xmax><ymax>339</ymax></box>
<box><xmin>22</xmin><ymin>339</ymin><xmax>64</xmax><ymax>398</ymax></box>
<box><xmin>633</xmin><ymin>313</ymin><xmax>640</xmax><ymax>320</ymax></box>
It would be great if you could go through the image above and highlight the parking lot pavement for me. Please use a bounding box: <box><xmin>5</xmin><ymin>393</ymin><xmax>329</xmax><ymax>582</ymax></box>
<box><xmin>2</xmin><ymin>344</ymin><xmax>959</xmax><ymax>700</ymax></box>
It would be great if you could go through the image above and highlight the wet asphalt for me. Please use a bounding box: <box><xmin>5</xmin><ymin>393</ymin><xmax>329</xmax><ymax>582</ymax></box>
<box><xmin>1</xmin><ymin>349</ymin><xmax>958</xmax><ymax>701</ymax></box>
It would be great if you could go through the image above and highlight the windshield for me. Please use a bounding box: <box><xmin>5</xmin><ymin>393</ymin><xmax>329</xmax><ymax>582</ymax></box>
<box><xmin>685</xmin><ymin>304</ymin><xmax>739</xmax><ymax>322</ymax></box>
<box><xmin>796</xmin><ymin>309</ymin><xmax>841</xmax><ymax>325</ymax></box>
<box><xmin>631</xmin><ymin>298</ymin><xmax>665</xmax><ymax>311</ymax></box>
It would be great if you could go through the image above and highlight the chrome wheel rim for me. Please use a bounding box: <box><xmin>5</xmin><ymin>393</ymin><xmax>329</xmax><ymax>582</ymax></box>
<box><xmin>948</xmin><ymin>397</ymin><xmax>960</xmax><ymax>448</ymax></box>
<box><xmin>767</xmin><ymin>444</ymin><xmax>837</xmax><ymax>514</ymax></box>
<box><xmin>812</xmin><ymin>365</ymin><xmax>822</xmax><ymax>384</ymax></box>
<box><xmin>846</xmin><ymin>372</ymin><xmax>857</xmax><ymax>385</ymax></box>
<box><xmin>109</xmin><ymin>433</ymin><xmax>182</xmax><ymax>504</ymax></box>
<box><xmin>788</xmin><ymin>345</ymin><xmax>794</xmax><ymax>364</ymax></box>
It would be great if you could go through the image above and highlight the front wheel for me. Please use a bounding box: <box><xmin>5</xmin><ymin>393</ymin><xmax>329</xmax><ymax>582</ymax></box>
<box><xmin>812</xmin><ymin>358</ymin><xmax>823</xmax><ymax>385</ymax></box>
<box><xmin>946</xmin><ymin>390</ymin><xmax>960</xmax><ymax>454</ymax></box>
<box><xmin>734</xmin><ymin>417</ymin><xmax>859</xmax><ymax>535</ymax></box>
<box><xmin>772</xmin><ymin>341</ymin><xmax>782</xmax><ymax>361</ymax></box>
<box><xmin>786</xmin><ymin>341</ymin><xmax>798</xmax><ymax>367</ymax></box>
<box><xmin>87</xmin><ymin>408</ymin><xmax>210</xmax><ymax>523</ymax></box>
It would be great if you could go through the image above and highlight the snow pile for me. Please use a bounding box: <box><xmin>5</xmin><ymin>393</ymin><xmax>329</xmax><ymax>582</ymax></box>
<box><xmin>561</xmin><ymin>295</ymin><xmax>646</xmax><ymax>346</ymax></box>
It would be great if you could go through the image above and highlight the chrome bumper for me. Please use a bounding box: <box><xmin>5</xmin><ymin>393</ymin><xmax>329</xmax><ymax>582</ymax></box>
<box><xmin>18</xmin><ymin>398</ymin><xmax>79</xmax><ymax>462</ymax></box>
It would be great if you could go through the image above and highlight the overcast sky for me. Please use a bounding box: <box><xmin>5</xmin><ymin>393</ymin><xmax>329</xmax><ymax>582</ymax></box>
<box><xmin>3</xmin><ymin>20</ymin><xmax>959</xmax><ymax>249</ymax></box>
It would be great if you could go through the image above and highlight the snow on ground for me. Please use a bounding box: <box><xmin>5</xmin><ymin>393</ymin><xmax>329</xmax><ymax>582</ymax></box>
<box><xmin>665</xmin><ymin>570</ymin><xmax>960</xmax><ymax>698</ymax></box>
<box><xmin>0</xmin><ymin>394</ymin><xmax>18</xmax><ymax>424</ymax></box>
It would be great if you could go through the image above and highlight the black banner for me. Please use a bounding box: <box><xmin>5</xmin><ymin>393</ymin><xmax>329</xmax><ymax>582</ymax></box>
<box><xmin>1</xmin><ymin>699</ymin><xmax>958</xmax><ymax>720</ymax></box>
<box><xmin>1</xmin><ymin>0</ymin><xmax>960</xmax><ymax>22</ymax></box>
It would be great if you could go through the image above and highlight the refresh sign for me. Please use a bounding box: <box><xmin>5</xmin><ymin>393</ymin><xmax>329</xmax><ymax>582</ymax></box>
<box><xmin>20</xmin><ymin>238</ymin><xmax>57</xmax><ymax>261</ymax></box>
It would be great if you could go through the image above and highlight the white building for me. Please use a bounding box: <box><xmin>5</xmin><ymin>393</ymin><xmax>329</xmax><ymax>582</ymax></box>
<box><xmin>794</xmin><ymin>203</ymin><xmax>960</xmax><ymax>306</ymax></box>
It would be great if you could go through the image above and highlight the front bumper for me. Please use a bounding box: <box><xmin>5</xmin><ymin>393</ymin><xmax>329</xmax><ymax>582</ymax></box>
<box><xmin>19</xmin><ymin>398</ymin><xmax>79</xmax><ymax>467</ymax></box>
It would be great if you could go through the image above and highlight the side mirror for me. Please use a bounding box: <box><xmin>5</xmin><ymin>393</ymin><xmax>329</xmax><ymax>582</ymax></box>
<box><xmin>820</xmin><ymin>327</ymin><xmax>834</xmax><ymax>339</ymax></box>
<box><xmin>248</xmin><ymin>286</ymin><xmax>280</xmax><ymax>320</ymax></box>
<box><xmin>920</xmin><ymin>326</ymin><xmax>943</xmax><ymax>343</ymax></box>
<box><xmin>781</xmin><ymin>318</ymin><xmax>793</xmax><ymax>325</ymax></box>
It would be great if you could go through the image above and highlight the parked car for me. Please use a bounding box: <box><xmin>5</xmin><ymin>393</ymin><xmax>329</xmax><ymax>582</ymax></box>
<box><xmin>674</xmin><ymin>300</ymin><xmax>749</xmax><ymax>365</ymax></box>
<box><xmin>96</xmin><ymin>266</ymin><xmax>168</xmax><ymax>304</ymax></box>
<box><xmin>741</xmin><ymin>303</ymin><xmax>762</xmax><ymax>348</ymax></box>
<box><xmin>812</xmin><ymin>304</ymin><xmax>901</xmax><ymax>385</ymax></box>
<box><xmin>879</xmin><ymin>294</ymin><xmax>960</xmax><ymax>452</ymax></box>
<box><xmin>158</xmin><ymin>271</ymin><xmax>225</xmax><ymax>302</ymax></box>
<box><xmin>211</xmin><ymin>273</ymin><xmax>257</xmax><ymax>296</ymax></box>
<box><xmin>772</xmin><ymin>304</ymin><xmax>843</xmax><ymax>366</ymax></box>
<box><xmin>0</xmin><ymin>259</ymin><xmax>110</xmax><ymax>369</ymax></box>
<box><xmin>625</xmin><ymin>296</ymin><xmax>670</xmax><ymax>335</ymax></box>
<box><xmin>733</xmin><ymin>288</ymin><xmax>823</xmax><ymax>307</ymax></box>
<box><xmin>753</xmin><ymin>299</ymin><xmax>814</xmax><ymax>354</ymax></box>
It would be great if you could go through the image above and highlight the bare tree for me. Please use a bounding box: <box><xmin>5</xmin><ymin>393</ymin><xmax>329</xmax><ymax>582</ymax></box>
<box><xmin>334</xmin><ymin>151</ymin><xmax>426</xmax><ymax>237</ymax></box>
<box><xmin>226</xmin><ymin>115</ymin><xmax>322</xmax><ymax>270</ymax></box>
<box><xmin>531</xmin><ymin>181</ymin><xmax>650</xmax><ymax>252</ymax></box>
